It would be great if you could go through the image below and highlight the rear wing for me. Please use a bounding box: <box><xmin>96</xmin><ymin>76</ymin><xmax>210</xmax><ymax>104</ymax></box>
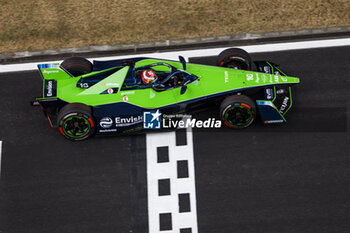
<box><xmin>37</xmin><ymin>63</ymin><xmax>72</xmax><ymax>80</ymax></box>
<box><xmin>37</xmin><ymin>63</ymin><xmax>72</xmax><ymax>98</ymax></box>
<box><xmin>31</xmin><ymin>63</ymin><xmax>71</xmax><ymax>106</ymax></box>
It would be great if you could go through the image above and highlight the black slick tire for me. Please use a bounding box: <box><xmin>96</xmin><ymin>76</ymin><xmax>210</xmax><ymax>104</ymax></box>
<box><xmin>216</xmin><ymin>48</ymin><xmax>252</xmax><ymax>70</ymax></box>
<box><xmin>60</xmin><ymin>57</ymin><xmax>93</xmax><ymax>77</ymax></box>
<box><xmin>57</xmin><ymin>103</ymin><xmax>95</xmax><ymax>140</ymax></box>
<box><xmin>220</xmin><ymin>95</ymin><xmax>256</xmax><ymax>128</ymax></box>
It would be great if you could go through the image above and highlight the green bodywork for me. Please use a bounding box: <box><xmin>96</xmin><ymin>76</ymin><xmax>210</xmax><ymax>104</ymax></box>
<box><xmin>36</xmin><ymin>59</ymin><xmax>300</xmax><ymax>109</ymax></box>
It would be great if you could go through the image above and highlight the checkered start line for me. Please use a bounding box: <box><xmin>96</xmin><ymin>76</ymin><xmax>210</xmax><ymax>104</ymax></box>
<box><xmin>146</xmin><ymin>127</ymin><xmax>198</xmax><ymax>233</ymax></box>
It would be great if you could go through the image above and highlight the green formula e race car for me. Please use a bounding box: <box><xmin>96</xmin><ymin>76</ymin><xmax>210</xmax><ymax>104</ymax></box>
<box><xmin>32</xmin><ymin>48</ymin><xmax>300</xmax><ymax>140</ymax></box>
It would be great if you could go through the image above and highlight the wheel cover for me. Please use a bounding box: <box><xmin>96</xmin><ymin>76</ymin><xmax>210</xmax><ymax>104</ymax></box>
<box><xmin>62</xmin><ymin>115</ymin><xmax>90</xmax><ymax>139</ymax></box>
<box><xmin>223</xmin><ymin>104</ymin><xmax>254</xmax><ymax>128</ymax></box>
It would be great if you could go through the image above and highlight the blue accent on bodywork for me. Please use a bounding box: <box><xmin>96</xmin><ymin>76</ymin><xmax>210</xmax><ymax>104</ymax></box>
<box><xmin>92</xmin><ymin>84</ymin><xmax>258</xmax><ymax>135</ymax></box>
<box><xmin>92</xmin><ymin>57</ymin><xmax>148</xmax><ymax>71</ymax></box>
<box><xmin>264</xmin><ymin>87</ymin><xmax>275</xmax><ymax>100</ymax></box>
<box><xmin>37</xmin><ymin>64</ymin><xmax>60</xmax><ymax>69</ymax></box>
<box><xmin>256</xmin><ymin>100</ymin><xmax>285</xmax><ymax>124</ymax></box>
<box><xmin>76</xmin><ymin>67</ymin><xmax>122</xmax><ymax>88</ymax></box>
<box><xmin>92</xmin><ymin>102</ymin><xmax>181</xmax><ymax>134</ymax></box>
<box><xmin>124</xmin><ymin>67</ymin><xmax>142</xmax><ymax>87</ymax></box>
<box><xmin>100</xmin><ymin>88</ymin><xmax>119</xmax><ymax>94</ymax></box>
<box><xmin>254</xmin><ymin>61</ymin><xmax>273</xmax><ymax>74</ymax></box>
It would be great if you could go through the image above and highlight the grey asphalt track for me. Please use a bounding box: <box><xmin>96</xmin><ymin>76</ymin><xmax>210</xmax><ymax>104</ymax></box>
<box><xmin>0</xmin><ymin>46</ymin><xmax>349</xmax><ymax>233</ymax></box>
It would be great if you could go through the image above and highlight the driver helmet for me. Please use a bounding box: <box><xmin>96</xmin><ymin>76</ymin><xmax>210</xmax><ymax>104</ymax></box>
<box><xmin>141</xmin><ymin>70</ymin><xmax>157</xmax><ymax>85</ymax></box>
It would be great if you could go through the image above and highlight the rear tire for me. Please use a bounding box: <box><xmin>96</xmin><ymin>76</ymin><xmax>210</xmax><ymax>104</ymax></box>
<box><xmin>220</xmin><ymin>95</ymin><xmax>256</xmax><ymax>128</ymax></box>
<box><xmin>57</xmin><ymin>103</ymin><xmax>95</xmax><ymax>140</ymax></box>
<box><xmin>60</xmin><ymin>57</ymin><xmax>92</xmax><ymax>77</ymax></box>
<box><xmin>216</xmin><ymin>48</ymin><xmax>252</xmax><ymax>70</ymax></box>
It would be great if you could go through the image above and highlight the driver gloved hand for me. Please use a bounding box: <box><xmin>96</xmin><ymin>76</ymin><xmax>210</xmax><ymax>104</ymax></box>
<box><xmin>172</xmin><ymin>76</ymin><xmax>178</xmax><ymax>87</ymax></box>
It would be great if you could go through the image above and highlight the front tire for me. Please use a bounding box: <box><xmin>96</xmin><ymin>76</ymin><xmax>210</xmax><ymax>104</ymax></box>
<box><xmin>220</xmin><ymin>95</ymin><xmax>256</xmax><ymax>128</ymax></box>
<box><xmin>57</xmin><ymin>103</ymin><xmax>95</xmax><ymax>140</ymax></box>
<box><xmin>216</xmin><ymin>48</ymin><xmax>252</xmax><ymax>70</ymax></box>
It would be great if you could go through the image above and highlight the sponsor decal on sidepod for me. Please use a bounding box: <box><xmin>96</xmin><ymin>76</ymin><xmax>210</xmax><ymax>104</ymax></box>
<box><xmin>46</xmin><ymin>81</ymin><xmax>53</xmax><ymax>97</ymax></box>
<box><xmin>100</xmin><ymin>117</ymin><xmax>113</xmax><ymax>128</ymax></box>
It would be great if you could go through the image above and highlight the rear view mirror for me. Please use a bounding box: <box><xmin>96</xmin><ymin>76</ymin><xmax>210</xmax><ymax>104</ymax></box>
<box><xmin>180</xmin><ymin>85</ymin><xmax>187</xmax><ymax>95</ymax></box>
<box><xmin>179</xmin><ymin>56</ymin><xmax>186</xmax><ymax>70</ymax></box>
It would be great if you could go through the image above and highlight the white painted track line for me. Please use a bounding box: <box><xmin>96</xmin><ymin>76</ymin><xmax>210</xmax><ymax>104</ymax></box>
<box><xmin>146</xmin><ymin>127</ymin><xmax>198</xmax><ymax>233</ymax></box>
<box><xmin>1</xmin><ymin>38</ymin><xmax>350</xmax><ymax>73</ymax></box>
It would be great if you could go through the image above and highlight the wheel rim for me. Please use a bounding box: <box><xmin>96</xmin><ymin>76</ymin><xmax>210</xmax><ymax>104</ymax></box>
<box><xmin>62</xmin><ymin>115</ymin><xmax>90</xmax><ymax>139</ymax></box>
<box><xmin>223</xmin><ymin>104</ymin><xmax>254</xmax><ymax>128</ymax></box>
<box><xmin>221</xmin><ymin>57</ymin><xmax>250</xmax><ymax>70</ymax></box>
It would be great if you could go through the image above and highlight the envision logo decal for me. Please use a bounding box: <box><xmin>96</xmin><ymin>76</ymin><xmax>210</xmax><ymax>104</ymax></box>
<box><xmin>115</xmin><ymin>115</ymin><xmax>143</xmax><ymax>127</ymax></box>
<box><xmin>100</xmin><ymin>117</ymin><xmax>113</xmax><ymax>128</ymax></box>
<box><xmin>46</xmin><ymin>81</ymin><xmax>53</xmax><ymax>97</ymax></box>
